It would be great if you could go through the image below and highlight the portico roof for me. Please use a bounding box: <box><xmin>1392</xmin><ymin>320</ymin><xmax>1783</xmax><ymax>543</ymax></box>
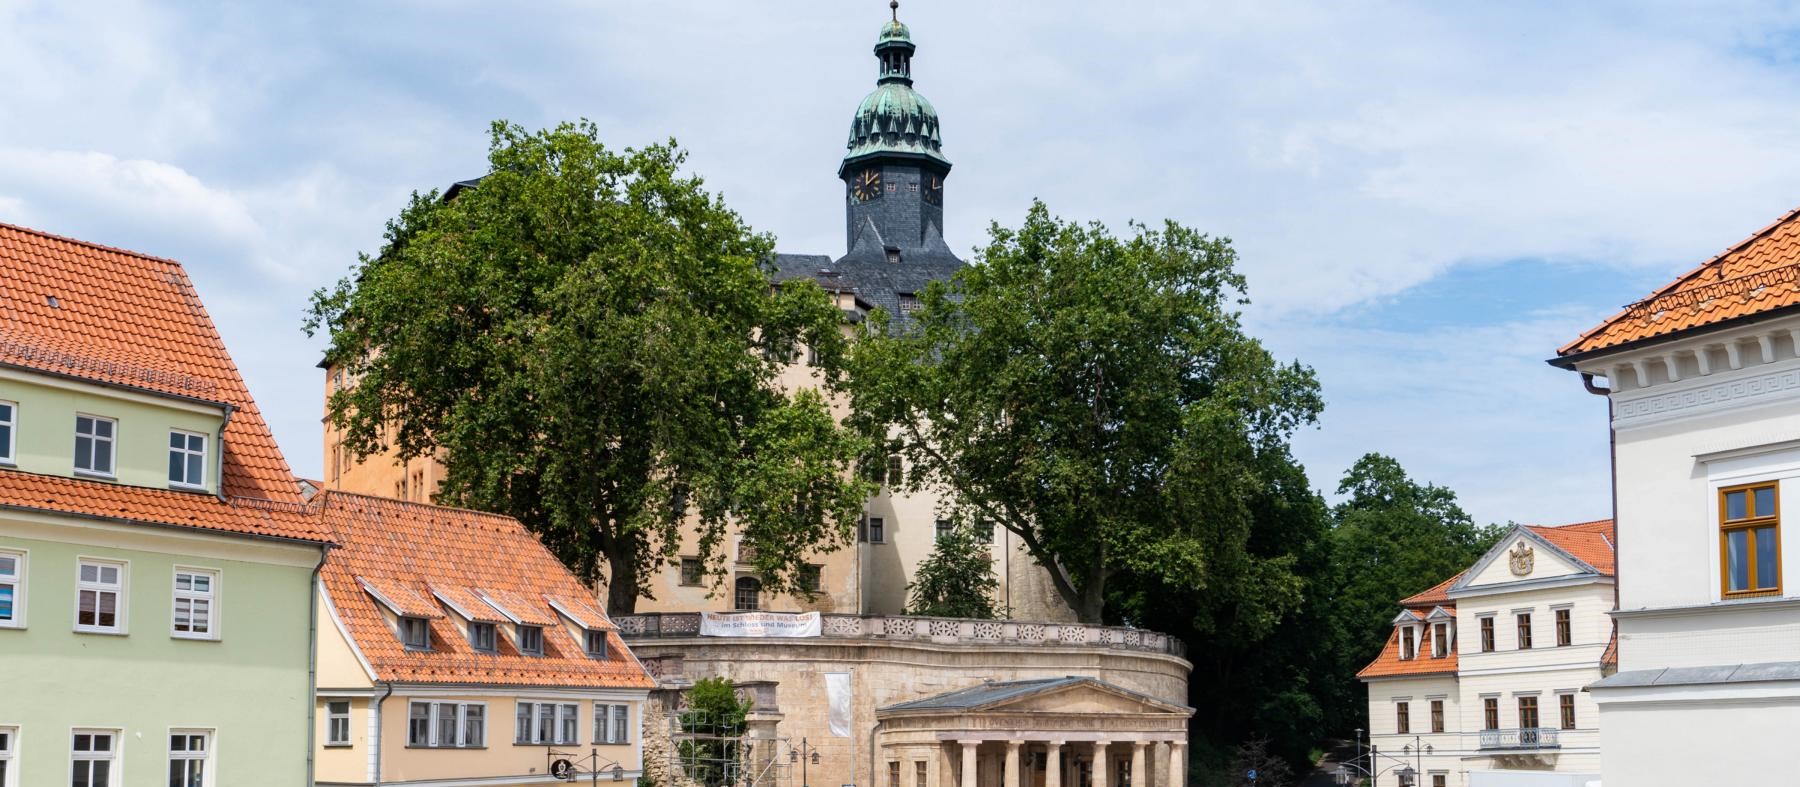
<box><xmin>879</xmin><ymin>676</ymin><xmax>1191</xmax><ymax>716</ymax></box>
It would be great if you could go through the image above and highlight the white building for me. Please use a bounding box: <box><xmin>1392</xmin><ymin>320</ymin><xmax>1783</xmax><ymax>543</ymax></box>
<box><xmin>1553</xmin><ymin>204</ymin><xmax>1800</xmax><ymax>787</ymax></box>
<box><xmin>1360</xmin><ymin>521</ymin><xmax>1615</xmax><ymax>787</ymax></box>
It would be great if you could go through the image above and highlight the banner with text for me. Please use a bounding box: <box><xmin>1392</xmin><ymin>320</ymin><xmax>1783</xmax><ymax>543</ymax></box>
<box><xmin>699</xmin><ymin>611</ymin><xmax>822</xmax><ymax>638</ymax></box>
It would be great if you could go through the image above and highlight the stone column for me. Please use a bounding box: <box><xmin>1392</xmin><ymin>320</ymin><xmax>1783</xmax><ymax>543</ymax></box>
<box><xmin>961</xmin><ymin>741</ymin><xmax>979</xmax><ymax>787</ymax></box>
<box><xmin>1006</xmin><ymin>741</ymin><xmax>1024</xmax><ymax>787</ymax></box>
<box><xmin>1130</xmin><ymin>742</ymin><xmax>1147</xmax><ymax>787</ymax></box>
<box><xmin>1092</xmin><ymin>742</ymin><xmax>1110</xmax><ymax>787</ymax></box>
<box><xmin>1169</xmin><ymin>742</ymin><xmax>1186</xmax><ymax>787</ymax></box>
<box><xmin>1045</xmin><ymin>742</ymin><xmax>1063</xmax><ymax>787</ymax></box>
<box><xmin>939</xmin><ymin>743</ymin><xmax>958</xmax><ymax>787</ymax></box>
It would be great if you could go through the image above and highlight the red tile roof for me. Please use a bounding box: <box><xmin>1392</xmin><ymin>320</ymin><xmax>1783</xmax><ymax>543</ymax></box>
<box><xmin>1561</xmin><ymin>206</ymin><xmax>1800</xmax><ymax>357</ymax></box>
<box><xmin>0</xmin><ymin>222</ymin><xmax>326</xmax><ymax>543</ymax></box>
<box><xmin>317</xmin><ymin>491</ymin><xmax>654</xmax><ymax>689</ymax></box>
<box><xmin>1528</xmin><ymin>518</ymin><xmax>1615</xmax><ymax>576</ymax></box>
<box><xmin>1357</xmin><ymin>626</ymin><xmax>1458</xmax><ymax>679</ymax></box>
<box><xmin>1401</xmin><ymin>572</ymin><xmax>1464</xmax><ymax>608</ymax></box>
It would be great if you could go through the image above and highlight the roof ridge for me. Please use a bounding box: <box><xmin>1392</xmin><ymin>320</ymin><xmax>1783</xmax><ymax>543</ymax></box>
<box><xmin>317</xmin><ymin>488</ymin><xmax>522</xmax><ymax>521</ymax></box>
<box><xmin>0</xmin><ymin>220</ymin><xmax>186</xmax><ymax>267</ymax></box>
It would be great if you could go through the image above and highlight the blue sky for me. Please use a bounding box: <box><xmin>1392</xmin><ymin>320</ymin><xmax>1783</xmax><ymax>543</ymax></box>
<box><xmin>6</xmin><ymin>1</ymin><xmax>1800</xmax><ymax>525</ymax></box>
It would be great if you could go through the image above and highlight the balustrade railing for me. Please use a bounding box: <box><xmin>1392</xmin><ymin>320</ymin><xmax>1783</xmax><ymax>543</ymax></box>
<box><xmin>1478</xmin><ymin>727</ymin><xmax>1560</xmax><ymax>750</ymax></box>
<box><xmin>614</xmin><ymin>612</ymin><xmax>1186</xmax><ymax>658</ymax></box>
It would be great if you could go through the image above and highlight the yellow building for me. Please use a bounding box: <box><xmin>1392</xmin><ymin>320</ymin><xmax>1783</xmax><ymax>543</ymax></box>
<box><xmin>311</xmin><ymin>491</ymin><xmax>654</xmax><ymax>787</ymax></box>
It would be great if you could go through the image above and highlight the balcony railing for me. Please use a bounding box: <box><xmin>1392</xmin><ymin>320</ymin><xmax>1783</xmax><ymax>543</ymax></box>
<box><xmin>615</xmin><ymin>612</ymin><xmax>1186</xmax><ymax>658</ymax></box>
<box><xmin>1479</xmin><ymin>727</ymin><xmax>1560</xmax><ymax>750</ymax></box>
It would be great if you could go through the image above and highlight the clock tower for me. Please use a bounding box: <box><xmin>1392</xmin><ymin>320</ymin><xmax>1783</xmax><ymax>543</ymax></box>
<box><xmin>838</xmin><ymin>1</ymin><xmax>952</xmax><ymax>257</ymax></box>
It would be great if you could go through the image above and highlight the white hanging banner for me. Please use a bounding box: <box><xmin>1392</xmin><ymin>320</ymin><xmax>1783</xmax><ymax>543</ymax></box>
<box><xmin>698</xmin><ymin>611</ymin><xmax>822</xmax><ymax>638</ymax></box>
<box><xmin>825</xmin><ymin>671</ymin><xmax>853</xmax><ymax>737</ymax></box>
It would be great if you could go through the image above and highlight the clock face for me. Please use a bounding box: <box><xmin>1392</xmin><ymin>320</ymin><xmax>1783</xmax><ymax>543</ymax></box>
<box><xmin>850</xmin><ymin>168</ymin><xmax>882</xmax><ymax>203</ymax></box>
<box><xmin>923</xmin><ymin>175</ymin><xmax>943</xmax><ymax>206</ymax></box>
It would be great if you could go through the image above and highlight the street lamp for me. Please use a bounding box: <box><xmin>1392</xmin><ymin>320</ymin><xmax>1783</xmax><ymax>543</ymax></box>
<box><xmin>1395</xmin><ymin>766</ymin><xmax>1415</xmax><ymax>787</ymax></box>
<box><xmin>790</xmin><ymin>738</ymin><xmax>822</xmax><ymax>787</ymax></box>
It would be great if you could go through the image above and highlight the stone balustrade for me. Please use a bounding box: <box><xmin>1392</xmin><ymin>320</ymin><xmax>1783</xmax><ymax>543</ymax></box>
<box><xmin>614</xmin><ymin>612</ymin><xmax>1186</xmax><ymax>658</ymax></box>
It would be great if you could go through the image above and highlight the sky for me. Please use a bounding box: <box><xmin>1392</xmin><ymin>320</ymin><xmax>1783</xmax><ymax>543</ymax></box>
<box><xmin>6</xmin><ymin>1</ymin><xmax>1800</xmax><ymax>526</ymax></box>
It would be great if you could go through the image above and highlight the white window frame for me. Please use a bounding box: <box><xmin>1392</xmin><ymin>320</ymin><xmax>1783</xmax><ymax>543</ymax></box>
<box><xmin>0</xmin><ymin>548</ymin><xmax>26</xmax><ymax>629</ymax></box>
<box><xmin>167</xmin><ymin>430</ymin><xmax>208</xmax><ymax>490</ymax></box>
<box><xmin>0</xmin><ymin>400</ymin><xmax>16</xmax><ymax>465</ymax></box>
<box><xmin>595</xmin><ymin>703</ymin><xmax>630</xmax><ymax>744</ymax></box>
<box><xmin>167</xmin><ymin>728</ymin><xmax>211</xmax><ymax>787</ymax></box>
<box><xmin>408</xmin><ymin>701</ymin><xmax>486</xmax><ymax>749</ymax></box>
<box><xmin>73</xmin><ymin>414</ymin><xmax>117</xmax><ymax>478</ymax></box>
<box><xmin>0</xmin><ymin>725</ymin><xmax>16</xmax><ymax>787</ymax></box>
<box><xmin>325</xmin><ymin>701</ymin><xmax>352</xmax><ymax>747</ymax></box>
<box><xmin>70</xmin><ymin>729</ymin><xmax>118</xmax><ymax>787</ymax></box>
<box><xmin>73</xmin><ymin>558</ymin><xmax>127</xmax><ymax>635</ymax></box>
<box><xmin>170</xmin><ymin>567</ymin><xmax>219</xmax><ymax>641</ymax></box>
<box><xmin>514</xmin><ymin>701</ymin><xmax>578</xmax><ymax>745</ymax></box>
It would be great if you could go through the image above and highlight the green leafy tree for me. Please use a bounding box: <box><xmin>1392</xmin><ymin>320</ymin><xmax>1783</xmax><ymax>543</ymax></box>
<box><xmin>677</xmin><ymin>677</ymin><xmax>751</xmax><ymax>787</ymax></box>
<box><xmin>1329</xmin><ymin>453</ymin><xmax>1505</xmax><ymax>675</ymax></box>
<box><xmin>905</xmin><ymin>527</ymin><xmax>1001</xmax><ymax>619</ymax></box>
<box><xmin>305</xmin><ymin>120</ymin><xmax>874</xmax><ymax>612</ymax></box>
<box><xmin>848</xmin><ymin>201</ymin><xmax>1322</xmax><ymax>623</ymax></box>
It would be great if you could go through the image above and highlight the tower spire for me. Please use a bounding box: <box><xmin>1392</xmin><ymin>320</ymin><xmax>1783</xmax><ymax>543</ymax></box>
<box><xmin>891</xmin><ymin>0</ymin><xmax>899</xmax><ymax>22</ymax></box>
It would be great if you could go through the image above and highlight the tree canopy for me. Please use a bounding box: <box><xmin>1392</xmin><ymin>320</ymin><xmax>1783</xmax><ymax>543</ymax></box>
<box><xmin>905</xmin><ymin>527</ymin><xmax>1001</xmax><ymax>619</ymax></box>
<box><xmin>305</xmin><ymin>120</ymin><xmax>873</xmax><ymax>612</ymax></box>
<box><xmin>847</xmin><ymin>201</ymin><xmax>1322</xmax><ymax>623</ymax></box>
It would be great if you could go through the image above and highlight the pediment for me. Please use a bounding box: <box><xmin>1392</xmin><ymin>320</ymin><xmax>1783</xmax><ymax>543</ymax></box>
<box><xmin>1456</xmin><ymin>528</ymin><xmax>1595</xmax><ymax>591</ymax></box>
<box><xmin>992</xmin><ymin>683</ymin><xmax>1183</xmax><ymax>715</ymax></box>
<box><xmin>880</xmin><ymin>676</ymin><xmax>1191</xmax><ymax>718</ymax></box>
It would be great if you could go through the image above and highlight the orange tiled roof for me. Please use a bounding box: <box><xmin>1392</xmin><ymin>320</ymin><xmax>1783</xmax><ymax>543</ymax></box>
<box><xmin>0</xmin><ymin>222</ymin><xmax>326</xmax><ymax>543</ymax></box>
<box><xmin>1357</xmin><ymin>625</ymin><xmax>1458</xmax><ymax>679</ymax></box>
<box><xmin>1401</xmin><ymin>572</ymin><xmax>1465</xmax><ymax>608</ymax></box>
<box><xmin>1527</xmin><ymin>518</ymin><xmax>1615</xmax><ymax>576</ymax></box>
<box><xmin>1602</xmin><ymin>627</ymin><xmax>1618</xmax><ymax>668</ymax></box>
<box><xmin>318</xmin><ymin>491</ymin><xmax>654</xmax><ymax>689</ymax></box>
<box><xmin>1561</xmin><ymin>206</ymin><xmax>1800</xmax><ymax>357</ymax></box>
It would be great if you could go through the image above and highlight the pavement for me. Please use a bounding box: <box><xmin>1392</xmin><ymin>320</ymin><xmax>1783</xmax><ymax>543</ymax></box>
<box><xmin>1299</xmin><ymin>740</ymin><xmax>1359</xmax><ymax>787</ymax></box>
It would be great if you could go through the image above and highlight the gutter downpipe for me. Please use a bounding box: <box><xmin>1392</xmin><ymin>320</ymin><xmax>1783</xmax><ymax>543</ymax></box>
<box><xmin>867</xmin><ymin>718</ymin><xmax>884</xmax><ymax>787</ymax></box>
<box><xmin>306</xmin><ymin>546</ymin><xmax>328</xmax><ymax>787</ymax></box>
<box><xmin>214</xmin><ymin>404</ymin><xmax>235</xmax><ymax>502</ymax></box>
<box><xmin>373</xmin><ymin>681</ymin><xmax>395</xmax><ymax>785</ymax></box>
<box><xmin>1580</xmin><ymin>373</ymin><xmax>1621</xmax><ymax>615</ymax></box>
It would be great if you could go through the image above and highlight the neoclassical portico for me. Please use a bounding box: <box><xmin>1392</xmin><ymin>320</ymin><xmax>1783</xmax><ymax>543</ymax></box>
<box><xmin>876</xmin><ymin>677</ymin><xmax>1193</xmax><ymax>787</ymax></box>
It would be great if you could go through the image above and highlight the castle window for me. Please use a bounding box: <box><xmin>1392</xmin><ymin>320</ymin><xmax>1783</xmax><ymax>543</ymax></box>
<box><xmin>898</xmin><ymin>293</ymin><xmax>921</xmax><ymax>314</ymax></box>
<box><xmin>1399</xmin><ymin>626</ymin><xmax>1416</xmax><ymax>660</ymax></box>
<box><xmin>1559</xmin><ymin>692</ymin><xmax>1577</xmax><ymax>729</ymax></box>
<box><xmin>1482</xmin><ymin>697</ymin><xmax>1499</xmax><ymax>730</ymax></box>
<box><xmin>1555</xmin><ymin>608</ymin><xmax>1572</xmax><ymax>646</ymax></box>
<box><xmin>1721</xmin><ymin>482</ymin><xmax>1780</xmax><ymax>597</ymax></box>
<box><xmin>734</xmin><ymin>577</ymin><xmax>761</xmax><ymax>611</ymax></box>
<box><xmin>1516</xmin><ymin>612</ymin><xmax>1533</xmax><ymax>649</ymax></box>
<box><xmin>679</xmin><ymin>558</ymin><xmax>703</xmax><ymax>586</ymax></box>
<box><xmin>1479</xmin><ymin>615</ymin><xmax>1495</xmax><ymax>652</ymax></box>
<box><xmin>799</xmin><ymin>564</ymin><xmax>823</xmax><ymax>593</ymax></box>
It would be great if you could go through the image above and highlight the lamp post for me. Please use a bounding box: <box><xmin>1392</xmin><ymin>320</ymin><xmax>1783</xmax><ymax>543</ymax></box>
<box><xmin>790</xmin><ymin>738</ymin><xmax>822</xmax><ymax>787</ymax></box>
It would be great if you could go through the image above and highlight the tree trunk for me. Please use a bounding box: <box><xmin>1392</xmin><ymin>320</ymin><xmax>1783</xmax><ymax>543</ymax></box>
<box><xmin>606</xmin><ymin>548</ymin><xmax>641</xmax><ymax>615</ymax></box>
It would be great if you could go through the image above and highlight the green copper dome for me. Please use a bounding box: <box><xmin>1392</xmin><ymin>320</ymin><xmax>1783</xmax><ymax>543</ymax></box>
<box><xmin>842</xmin><ymin>8</ymin><xmax>950</xmax><ymax>172</ymax></box>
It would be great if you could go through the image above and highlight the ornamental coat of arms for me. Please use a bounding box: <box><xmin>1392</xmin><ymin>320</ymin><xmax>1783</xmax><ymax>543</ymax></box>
<box><xmin>1509</xmin><ymin>542</ymin><xmax>1535</xmax><ymax>576</ymax></box>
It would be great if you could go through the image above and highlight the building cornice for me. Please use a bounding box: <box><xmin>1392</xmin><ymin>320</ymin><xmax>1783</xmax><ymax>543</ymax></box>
<box><xmin>1611</xmin><ymin>595</ymin><xmax>1800</xmax><ymax>620</ymax></box>
<box><xmin>1447</xmin><ymin>573</ymin><xmax>1612</xmax><ymax>600</ymax></box>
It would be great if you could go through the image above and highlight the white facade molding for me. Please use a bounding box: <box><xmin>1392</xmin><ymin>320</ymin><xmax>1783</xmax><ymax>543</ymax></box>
<box><xmin>1612</xmin><ymin>361</ymin><xmax>1800</xmax><ymax>429</ymax></box>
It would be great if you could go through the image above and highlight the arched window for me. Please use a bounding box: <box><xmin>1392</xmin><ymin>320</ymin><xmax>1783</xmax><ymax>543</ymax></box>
<box><xmin>734</xmin><ymin>577</ymin><xmax>761</xmax><ymax>611</ymax></box>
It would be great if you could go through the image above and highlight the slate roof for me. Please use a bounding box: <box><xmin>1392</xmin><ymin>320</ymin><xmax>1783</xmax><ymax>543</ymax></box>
<box><xmin>317</xmin><ymin>490</ymin><xmax>653</xmax><ymax>689</ymax></box>
<box><xmin>771</xmin><ymin>224</ymin><xmax>964</xmax><ymax>327</ymax></box>
<box><xmin>1591</xmin><ymin>659</ymin><xmax>1800</xmax><ymax>690</ymax></box>
<box><xmin>878</xmin><ymin>676</ymin><xmax>1189</xmax><ymax>714</ymax></box>
<box><xmin>0</xmin><ymin>221</ymin><xmax>328</xmax><ymax>543</ymax></box>
<box><xmin>1559</xmin><ymin>204</ymin><xmax>1800</xmax><ymax>359</ymax></box>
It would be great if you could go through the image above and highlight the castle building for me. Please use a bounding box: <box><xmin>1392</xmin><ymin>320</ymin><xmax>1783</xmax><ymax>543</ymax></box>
<box><xmin>1553</xmin><ymin>202</ymin><xmax>1800</xmax><ymax>787</ymax></box>
<box><xmin>1358</xmin><ymin>521</ymin><xmax>1615</xmax><ymax>787</ymax></box>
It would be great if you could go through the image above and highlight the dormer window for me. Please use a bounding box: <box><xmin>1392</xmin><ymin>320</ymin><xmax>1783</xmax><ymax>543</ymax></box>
<box><xmin>74</xmin><ymin>414</ymin><xmax>116</xmax><ymax>477</ymax></box>
<box><xmin>518</xmin><ymin>625</ymin><xmax>544</xmax><ymax>656</ymax></box>
<box><xmin>1400</xmin><ymin>626</ymin><xmax>1417</xmax><ymax>660</ymax></box>
<box><xmin>168</xmin><ymin>430</ymin><xmax>208</xmax><ymax>489</ymax></box>
<box><xmin>469</xmin><ymin>621</ymin><xmax>497</xmax><ymax>653</ymax></box>
<box><xmin>401</xmin><ymin>616</ymin><xmax>431</xmax><ymax>650</ymax></box>
<box><xmin>584</xmin><ymin>629</ymin><xmax>608</xmax><ymax>659</ymax></box>
<box><xmin>1432</xmin><ymin>623</ymin><xmax>1449</xmax><ymax>658</ymax></box>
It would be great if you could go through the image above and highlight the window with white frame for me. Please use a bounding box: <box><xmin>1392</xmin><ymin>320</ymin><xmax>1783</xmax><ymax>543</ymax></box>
<box><xmin>172</xmin><ymin>568</ymin><xmax>216</xmax><ymax>639</ymax></box>
<box><xmin>594</xmin><ymin>703</ymin><xmax>630</xmax><ymax>744</ymax></box>
<box><xmin>167</xmin><ymin>431</ymin><xmax>208</xmax><ymax>489</ymax></box>
<box><xmin>0</xmin><ymin>400</ymin><xmax>15</xmax><ymax>464</ymax></box>
<box><xmin>70</xmin><ymin>730</ymin><xmax>116</xmax><ymax>787</ymax></box>
<box><xmin>584</xmin><ymin>628</ymin><xmax>608</xmax><ymax>659</ymax></box>
<box><xmin>326</xmin><ymin>701</ymin><xmax>352</xmax><ymax>746</ymax></box>
<box><xmin>515</xmin><ymin>701</ymin><xmax>579</xmax><ymax>745</ymax></box>
<box><xmin>73</xmin><ymin>415</ymin><xmax>116</xmax><ymax>477</ymax></box>
<box><xmin>0</xmin><ymin>549</ymin><xmax>24</xmax><ymax>628</ymax></box>
<box><xmin>517</xmin><ymin>625</ymin><xmax>544</xmax><ymax>656</ymax></box>
<box><xmin>75</xmin><ymin>559</ymin><xmax>124</xmax><ymax>634</ymax></box>
<box><xmin>168</xmin><ymin>731</ymin><xmax>209</xmax><ymax>787</ymax></box>
<box><xmin>409</xmin><ymin>701</ymin><xmax>485</xmax><ymax>748</ymax></box>
<box><xmin>0</xmin><ymin>726</ymin><xmax>14</xmax><ymax>787</ymax></box>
